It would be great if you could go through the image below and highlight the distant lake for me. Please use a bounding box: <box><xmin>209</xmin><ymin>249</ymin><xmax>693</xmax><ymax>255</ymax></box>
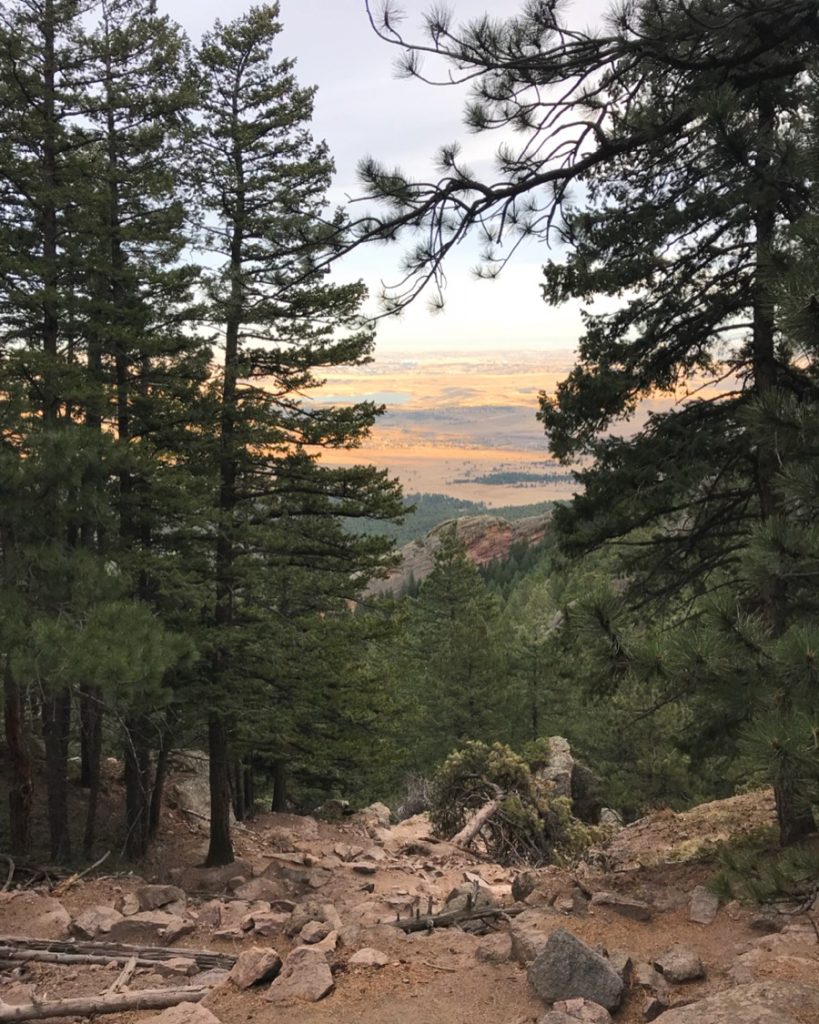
<box><xmin>317</xmin><ymin>391</ymin><xmax>413</xmax><ymax>405</ymax></box>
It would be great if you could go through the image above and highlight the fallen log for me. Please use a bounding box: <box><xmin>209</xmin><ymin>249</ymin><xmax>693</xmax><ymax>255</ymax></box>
<box><xmin>0</xmin><ymin>986</ymin><xmax>207</xmax><ymax>1022</ymax></box>
<box><xmin>394</xmin><ymin>903</ymin><xmax>526</xmax><ymax>933</ymax></box>
<box><xmin>450</xmin><ymin>786</ymin><xmax>501</xmax><ymax>851</ymax></box>
<box><xmin>103</xmin><ymin>955</ymin><xmax>137</xmax><ymax>995</ymax></box>
<box><xmin>0</xmin><ymin>937</ymin><xmax>235</xmax><ymax>971</ymax></box>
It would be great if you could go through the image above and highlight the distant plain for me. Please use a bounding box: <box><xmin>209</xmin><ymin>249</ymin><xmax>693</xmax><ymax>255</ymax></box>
<box><xmin>311</xmin><ymin>349</ymin><xmax>579</xmax><ymax>507</ymax></box>
<box><xmin>310</xmin><ymin>348</ymin><xmax>737</xmax><ymax>508</ymax></box>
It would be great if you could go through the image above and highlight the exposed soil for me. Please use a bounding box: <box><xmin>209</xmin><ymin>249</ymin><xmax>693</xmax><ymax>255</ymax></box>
<box><xmin>1</xmin><ymin>787</ymin><xmax>817</xmax><ymax>1024</ymax></box>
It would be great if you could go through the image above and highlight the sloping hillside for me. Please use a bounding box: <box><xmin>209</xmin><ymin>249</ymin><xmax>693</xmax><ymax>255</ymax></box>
<box><xmin>367</xmin><ymin>511</ymin><xmax>551</xmax><ymax>596</ymax></box>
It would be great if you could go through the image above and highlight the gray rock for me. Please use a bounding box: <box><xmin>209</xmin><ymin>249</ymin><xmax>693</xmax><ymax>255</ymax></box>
<box><xmin>72</xmin><ymin>905</ymin><xmax>124</xmax><ymax>939</ymax></box>
<box><xmin>144</xmin><ymin>1006</ymin><xmax>221</xmax><ymax>1024</ymax></box>
<box><xmin>232</xmin><ymin>877</ymin><xmax>284</xmax><ymax>902</ymax></box>
<box><xmin>265</xmin><ymin>946</ymin><xmax>334</xmax><ymax>1003</ymax></box>
<box><xmin>642</xmin><ymin>993</ymin><xmax>669</xmax><ymax>1021</ymax></box>
<box><xmin>606</xmin><ymin>952</ymin><xmax>632</xmax><ymax>983</ymax></box>
<box><xmin>476</xmin><ymin>933</ymin><xmax>512</xmax><ymax>964</ymax></box>
<box><xmin>512</xmin><ymin>870</ymin><xmax>538</xmax><ymax>902</ymax></box>
<box><xmin>248</xmin><ymin>911</ymin><xmax>289</xmax><ymax>936</ymax></box>
<box><xmin>538</xmin><ymin>1014</ymin><xmax>576</xmax><ymax>1024</ymax></box>
<box><xmin>599</xmin><ymin>808</ymin><xmax>623</xmax><ymax>830</ymax></box>
<box><xmin>107</xmin><ymin>911</ymin><xmax>181</xmax><ymax>945</ymax></box>
<box><xmin>589</xmin><ymin>891</ymin><xmax>652</xmax><ymax>921</ymax></box>
<box><xmin>349</xmin><ymin>947</ymin><xmax>389</xmax><ymax>967</ymax></box>
<box><xmin>0</xmin><ymin>893</ymin><xmax>71</xmax><ymax>940</ymax></box>
<box><xmin>136</xmin><ymin>884</ymin><xmax>187</xmax><ymax>913</ymax></box>
<box><xmin>527</xmin><ymin>928</ymin><xmax>624</xmax><ymax>1011</ymax></box>
<box><xmin>688</xmin><ymin>885</ymin><xmax>719</xmax><ymax>924</ymax></box>
<box><xmin>553</xmin><ymin>998</ymin><xmax>611</xmax><ymax>1022</ymax></box>
<box><xmin>285</xmin><ymin>901</ymin><xmax>342</xmax><ymax>937</ymax></box>
<box><xmin>652</xmin><ymin>981</ymin><xmax>819</xmax><ymax>1023</ymax></box>
<box><xmin>654</xmin><ymin>945</ymin><xmax>705</xmax><ymax>983</ymax></box>
<box><xmin>358</xmin><ymin>801</ymin><xmax>392</xmax><ymax>827</ymax></box>
<box><xmin>154</xmin><ymin>957</ymin><xmax>199</xmax><ymax>977</ymax></box>
<box><xmin>444</xmin><ymin>881</ymin><xmax>497</xmax><ymax>914</ymax></box>
<box><xmin>229</xmin><ymin>947</ymin><xmax>282</xmax><ymax>990</ymax></box>
<box><xmin>300</xmin><ymin>919</ymin><xmax>332</xmax><ymax>944</ymax></box>
<box><xmin>510</xmin><ymin>910</ymin><xmax>553</xmax><ymax>965</ymax></box>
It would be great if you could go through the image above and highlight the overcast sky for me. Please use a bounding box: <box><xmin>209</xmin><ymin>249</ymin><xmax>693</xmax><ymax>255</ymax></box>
<box><xmin>164</xmin><ymin>0</ymin><xmax>612</xmax><ymax>352</ymax></box>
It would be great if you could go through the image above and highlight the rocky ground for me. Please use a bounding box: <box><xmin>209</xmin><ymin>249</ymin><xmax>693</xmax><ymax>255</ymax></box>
<box><xmin>1</xmin><ymin>789</ymin><xmax>818</xmax><ymax>1024</ymax></box>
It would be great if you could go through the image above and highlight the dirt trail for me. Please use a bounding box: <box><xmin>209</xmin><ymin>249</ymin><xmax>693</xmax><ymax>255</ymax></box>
<box><xmin>1</xmin><ymin>791</ymin><xmax>817</xmax><ymax>1024</ymax></box>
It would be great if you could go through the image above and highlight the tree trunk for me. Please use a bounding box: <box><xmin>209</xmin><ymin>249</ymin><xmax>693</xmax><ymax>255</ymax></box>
<box><xmin>0</xmin><ymin>987</ymin><xmax>208</xmax><ymax>1022</ymax></box>
<box><xmin>231</xmin><ymin>759</ymin><xmax>245</xmax><ymax>821</ymax></box>
<box><xmin>123</xmin><ymin>716</ymin><xmax>151</xmax><ymax>860</ymax></box>
<box><xmin>81</xmin><ymin>688</ymin><xmax>103</xmax><ymax>856</ymax></box>
<box><xmin>4</xmin><ymin>663</ymin><xmax>32</xmax><ymax>856</ymax></box>
<box><xmin>42</xmin><ymin>689</ymin><xmax>71</xmax><ymax>862</ymax></box>
<box><xmin>243</xmin><ymin>755</ymin><xmax>255</xmax><ymax>820</ymax></box>
<box><xmin>148</xmin><ymin>728</ymin><xmax>171</xmax><ymax>840</ymax></box>
<box><xmin>205</xmin><ymin>714</ymin><xmax>234</xmax><ymax>866</ymax></box>
<box><xmin>271</xmin><ymin>759</ymin><xmax>287</xmax><ymax>812</ymax></box>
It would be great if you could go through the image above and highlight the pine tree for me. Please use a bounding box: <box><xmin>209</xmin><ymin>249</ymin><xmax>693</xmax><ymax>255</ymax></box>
<box><xmin>350</xmin><ymin>0</ymin><xmax>819</xmax><ymax>842</ymax></box>
<box><xmin>403</xmin><ymin>525</ymin><xmax>507</xmax><ymax>767</ymax></box>
<box><xmin>78</xmin><ymin>0</ymin><xmax>207</xmax><ymax>859</ymax></box>
<box><xmin>195</xmin><ymin>3</ymin><xmax>401</xmax><ymax>864</ymax></box>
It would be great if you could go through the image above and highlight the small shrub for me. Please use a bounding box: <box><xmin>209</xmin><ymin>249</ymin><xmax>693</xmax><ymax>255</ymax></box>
<box><xmin>428</xmin><ymin>740</ymin><xmax>611</xmax><ymax>866</ymax></box>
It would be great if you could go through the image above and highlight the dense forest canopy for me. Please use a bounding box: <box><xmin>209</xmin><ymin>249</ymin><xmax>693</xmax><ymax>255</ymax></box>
<box><xmin>1</xmin><ymin>0</ymin><xmax>819</xmax><ymax>867</ymax></box>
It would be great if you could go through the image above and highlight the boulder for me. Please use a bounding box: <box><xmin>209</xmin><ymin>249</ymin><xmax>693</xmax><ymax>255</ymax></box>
<box><xmin>144</xmin><ymin>1005</ymin><xmax>221</xmax><ymax>1024</ymax></box>
<box><xmin>552</xmin><ymin>998</ymin><xmax>612</xmax><ymax>1023</ymax></box>
<box><xmin>172</xmin><ymin>859</ymin><xmax>252</xmax><ymax>894</ymax></box>
<box><xmin>232</xmin><ymin>877</ymin><xmax>284</xmax><ymax>903</ymax></box>
<box><xmin>654</xmin><ymin>945</ymin><xmax>705</xmax><ymax>983</ymax></box>
<box><xmin>476</xmin><ymin>933</ymin><xmax>512</xmax><ymax>964</ymax></box>
<box><xmin>154</xmin><ymin>957</ymin><xmax>199</xmax><ymax>977</ymax></box>
<box><xmin>444</xmin><ymin>881</ymin><xmax>497</xmax><ymax>914</ymax></box>
<box><xmin>248</xmin><ymin>911</ymin><xmax>290</xmax><ymax>937</ymax></box>
<box><xmin>72</xmin><ymin>905</ymin><xmax>124</xmax><ymax>940</ymax></box>
<box><xmin>511</xmin><ymin>909</ymin><xmax>553</xmax><ymax>965</ymax></box>
<box><xmin>311</xmin><ymin>930</ymin><xmax>339</xmax><ymax>962</ymax></box>
<box><xmin>357</xmin><ymin>802</ymin><xmax>392</xmax><ymax>828</ymax></box>
<box><xmin>107</xmin><ymin>911</ymin><xmax>184</xmax><ymax>945</ymax></box>
<box><xmin>229</xmin><ymin>948</ymin><xmax>282</xmax><ymax>990</ymax></box>
<box><xmin>264</xmin><ymin>946</ymin><xmax>334</xmax><ymax>1003</ymax></box>
<box><xmin>537</xmin><ymin>737</ymin><xmax>574</xmax><ymax>799</ymax></box>
<box><xmin>313</xmin><ymin>798</ymin><xmax>351</xmax><ymax>821</ymax></box>
<box><xmin>349</xmin><ymin>947</ymin><xmax>389</xmax><ymax>967</ymax></box>
<box><xmin>285</xmin><ymin>901</ymin><xmax>342</xmax><ymax>937</ymax></box>
<box><xmin>136</xmin><ymin>884</ymin><xmax>187</xmax><ymax>914</ymax></box>
<box><xmin>163</xmin><ymin>917</ymin><xmax>195</xmax><ymax>944</ymax></box>
<box><xmin>0</xmin><ymin>892</ymin><xmax>71</xmax><ymax>940</ymax></box>
<box><xmin>652</xmin><ymin>980</ymin><xmax>819</xmax><ymax>1023</ymax></box>
<box><xmin>688</xmin><ymin>885</ymin><xmax>720</xmax><ymax>925</ymax></box>
<box><xmin>512</xmin><ymin>870</ymin><xmax>538</xmax><ymax>902</ymax></box>
<box><xmin>299</xmin><ymin>920</ymin><xmax>332</xmax><ymax>944</ymax></box>
<box><xmin>589</xmin><ymin>892</ymin><xmax>652</xmax><ymax>921</ymax></box>
<box><xmin>527</xmin><ymin>929</ymin><xmax>623</xmax><ymax>1012</ymax></box>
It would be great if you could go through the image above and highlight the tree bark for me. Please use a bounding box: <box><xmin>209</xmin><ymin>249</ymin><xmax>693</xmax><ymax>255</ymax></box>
<box><xmin>41</xmin><ymin>689</ymin><xmax>71</xmax><ymax>862</ymax></box>
<box><xmin>0</xmin><ymin>937</ymin><xmax>235</xmax><ymax>971</ymax></box>
<box><xmin>205</xmin><ymin>713</ymin><xmax>234</xmax><ymax>866</ymax></box>
<box><xmin>81</xmin><ymin>687</ymin><xmax>103</xmax><ymax>856</ymax></box>
<box><xmin>0</xmin><ymin>987</ymin><xmax>208</xmax><ymax>1022</ymax></box>
<box><xmin>452</xmin><ymin>796</ymin><xmax>502</xmax><ymax>850</ymax></box>
<box><xmin>123</xmin><ymin>715</ymin><xmax>151</xmax><ymax>860</ymax></box>
<box><xmin>4</xmin><ymin>663</ymin><xmax>32</xmax><ymax>856</ymax></box>
<box><xmin>243</xmin><ymin>755</ymin><xmax>255</xmax><ymax>820</ymax></box>
<box><xmin>148</xmin><ymin>727</ymin><xmax>171</xmax><ymax>840</ymax></box>
<box><xmin>231</xmin><ymin>759</ymin><xmax>245</xmax><ymax>821</ymax></box>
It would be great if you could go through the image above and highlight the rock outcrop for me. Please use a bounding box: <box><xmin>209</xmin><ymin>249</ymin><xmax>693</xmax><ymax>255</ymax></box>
<box><xmin>367</xmin><ymin>512</ymin><xmax>550</xmax><ymax>597</ymax></box>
